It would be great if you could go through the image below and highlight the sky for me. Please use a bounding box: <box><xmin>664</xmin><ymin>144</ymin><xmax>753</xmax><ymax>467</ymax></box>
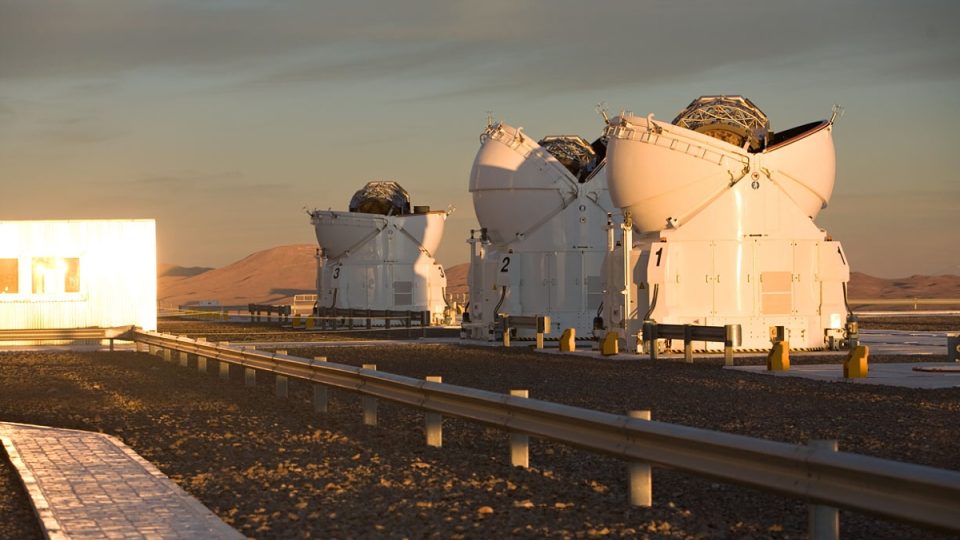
<box><xmin>1</xmin><ymin>0</ymin><xmax>958</xmax><ymax>278</ymax></box>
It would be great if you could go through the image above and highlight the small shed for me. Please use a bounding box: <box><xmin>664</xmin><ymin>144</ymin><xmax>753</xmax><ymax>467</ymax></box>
<box><xmin>0</xmin><ymin>219</ymin><xmax>157</xmax><ymax>331</ymax></box>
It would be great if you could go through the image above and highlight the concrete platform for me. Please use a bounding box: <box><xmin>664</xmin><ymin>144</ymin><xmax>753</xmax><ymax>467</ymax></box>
<box><xmin>726</xmin><ymin>362</ymin><xmax>960</xmax><ymax>389</ymax></box>
<box><xmin>0</xmin><ymin>422</ymin><xmax>242</xmax><ymax>539</ymax></box>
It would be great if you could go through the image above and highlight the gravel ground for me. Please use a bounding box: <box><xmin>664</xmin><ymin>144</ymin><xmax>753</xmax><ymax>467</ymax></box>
<box><xmin>0</xmin><ymin>443</ymin><xmax>43</xmax><ymax>540</ymax></box>
<box><xmin>0</xmin><ymin>318</ymin><xmax>958</xmax><ymax>539</ymax></box>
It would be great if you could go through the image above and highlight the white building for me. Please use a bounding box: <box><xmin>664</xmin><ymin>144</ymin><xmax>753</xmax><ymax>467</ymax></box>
<box><xmin>309</xmin><ymin>182</ymin><xmax>448</xmax><ymax>323</ymax></box>
<box><xmin>600</xmin><ymin>96</ymin><xmax>849</xmax><ymax>351</ymax></box>
<box><xmin>0</xmin><ymin>219</ymin><xmax>157</xmax><ymax>331</ymax></box>
<box><xmin>464</xmin><ymin>122</ymin><xmax>616</xmax><ymax>339</ymax></box>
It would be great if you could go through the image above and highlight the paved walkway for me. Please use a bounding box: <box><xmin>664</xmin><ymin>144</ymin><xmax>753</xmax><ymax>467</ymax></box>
<box><xmin>0</xmin><ymin>422</ymin><xmax>242</xmax><ymax>539</ymax></box>
<box><xmin>726</xmin><ymin>362</ymin><xmax>960</xmax><ymax>389</ymax></box>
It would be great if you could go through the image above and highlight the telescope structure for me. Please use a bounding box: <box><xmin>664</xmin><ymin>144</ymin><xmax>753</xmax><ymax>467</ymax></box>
<box><xmin>309</xmin><ymin>182</ymin><xmax>448</xmax><ymax>323</ymax></box>
<box><xmin>600</xmin><ymin>96</ymin><xmax>850</xmax><ymax>350</ymax></box>
<box><xmin>464</xmin><ymin>122</ymin><xmax>617</xmax><ymax>339</ymax></box>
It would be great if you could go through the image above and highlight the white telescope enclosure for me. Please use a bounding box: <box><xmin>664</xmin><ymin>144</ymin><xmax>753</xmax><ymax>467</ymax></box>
<box><xmin>0</xmin><ymin>219</ymin><xmax>157</xmax><ymax>331</ymax></box>
<box><xmin>601</xmin><ymin>96</ymin><xmax>849</xmax><ymax>350</ymax></box>
<box><xmin>309</xmin><ymin>182</ymin><xmax>448</xmax><ymax>323</ymax></box>
<box><xmin>465</xmin><ymin>122</ymin><xmax>617</xmax><ymax>339</ymax></box>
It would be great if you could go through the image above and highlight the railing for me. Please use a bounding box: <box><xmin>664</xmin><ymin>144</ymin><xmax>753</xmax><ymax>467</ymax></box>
<box><xmin>131</xmin><ymin>329</ymin><xmax>960</xmax><ymax>537</ymax></box>
<box><xmin>641</xmin><ymin>322</ymin><xmax>741</xmax><ymax>364</ymax></box>
<box><xmin>305</xmin><ymin>308</ymin><xmax>431</xmax><ymax>336</ymax></box>
<box><xmin>248</xmin><ymin>304</ymin><xmax>291</xmax><ymax>322</ymax></box>
<box><xmin>0</xmin><ymin>326</ymin><xmax>134</xmax><ymax>350</ymax></box>
<box><xmin>500</xmin><ymin>315</ymin><xmax>549</xmax><ymax>348</ymax></box>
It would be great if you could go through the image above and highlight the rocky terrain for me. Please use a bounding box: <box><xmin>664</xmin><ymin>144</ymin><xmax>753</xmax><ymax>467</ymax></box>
<box><xmin>1</xmin><ymin>319</ymin><xmax>958</xmax><ymax>539</ymax></box>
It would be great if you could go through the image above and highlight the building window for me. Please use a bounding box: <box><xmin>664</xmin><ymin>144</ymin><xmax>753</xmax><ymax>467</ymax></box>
<box><xmin>0</xmin><ymin>259</ymin><xmax>17</xmax><ymax>294</ymax></box>
<box><xmin>32</xmin><ymin>257</ymin><xmax>81</xmax><ymax>294</ymax></box>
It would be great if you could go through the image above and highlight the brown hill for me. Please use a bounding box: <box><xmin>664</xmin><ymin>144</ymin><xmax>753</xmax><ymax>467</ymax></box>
<box><xmin>442</xmin><ymin>265</ymin><xmax>960</xmax><ymax>306</ymax></box>
<box><xmin>847</xmin><ymin>271</ymin><xmax>960</xmax><ymax>309</ymax></box>
<box><xmin>159</xmin><ymin>249</ymin><xmax>959</xmax><ymax>310</ymax></box>
<box><xmin>445</xmin><ymin>263</ymin><xmax>469</xmax><ymax>298</ymax></box>
<box><xmin>159</xmin><ymin>244</ymin><xmax>317</xmax><ymax>307</ymax></box>
<box><xmin>847</xmin><ymin>271</ymin><xmax>960</xmax><ymax>299</ymax></box>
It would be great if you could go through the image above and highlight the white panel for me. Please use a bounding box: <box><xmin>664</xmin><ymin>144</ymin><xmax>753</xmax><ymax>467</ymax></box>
<box><xmin>713</xmin><ymin>240</ymin><xmax>753</xmax><ymax>317</ymax></box>
<box><xmin>792</xmin><ymin>241</ymin><xmax>819</xmax><ymax>316</ymax></box>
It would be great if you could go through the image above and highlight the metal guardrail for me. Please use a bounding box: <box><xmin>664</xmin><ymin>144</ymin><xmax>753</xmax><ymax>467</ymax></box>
<box><xmin>309</xmin><ymin>308</ymin><xmax>430</xmax><ymax>333</ymax></box>
<box><xmin>641</xmin><ymin>322</ymin><xmax>741</xmax><ymax>364</ymax></box>
<box><xmin>500</xmin><ymin>315</ymin><xmax>549</xmax><ymax>348</ymax></box>
<box><xmin>131</xmin><ymin>329</ymin><xmax>960</xmax><ymax>535</ymax></box>
<box><xmin>248</xmin><ymin>303</ymin><xmax>291</xmax><ymax>322</ymax></box>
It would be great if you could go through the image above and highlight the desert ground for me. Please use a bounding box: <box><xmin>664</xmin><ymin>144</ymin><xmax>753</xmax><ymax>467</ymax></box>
<box><xmin>2</xmin><ymin>316</ymin><xmax>959</xmax><ymax>539</ymax></box>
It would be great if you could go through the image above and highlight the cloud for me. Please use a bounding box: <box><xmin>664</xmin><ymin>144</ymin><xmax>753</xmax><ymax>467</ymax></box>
<box><xmin>3</xmin><ymin>0</ymin><xmax>958</xmax><ymax>99</ymax></box>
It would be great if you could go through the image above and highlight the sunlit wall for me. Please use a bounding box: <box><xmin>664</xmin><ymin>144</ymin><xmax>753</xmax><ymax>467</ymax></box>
<box><xmin>0</xmin><ymin>219</ymin><xmax>157</xmax><ymax>331</ymax></box>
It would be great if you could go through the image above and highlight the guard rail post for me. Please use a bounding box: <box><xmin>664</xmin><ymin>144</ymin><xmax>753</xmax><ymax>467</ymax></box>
<box><xmin>509</xmin><ymin>389</ymin><xmax>529</xmax><ymax>468</ymax></box>
<box><xmin>683</xmin><ymin>324</ymin><xmax>694</xmax><ymax>363</ymax></box>
<box><xmin>645</xmin><ymin>322</ymin><xmax>659</xmax><ymax>361</ymax></box>
<box><xmin>809</xmin><ymin>439</ymin><xmax>840</xmax><ymax>540</ymax></box>
<box><xmin>275</xmin><ymin>350</ymin><xmax>289</xmax><ymax>398</ymax></box>
<box><xmin>196</xmin><ymin>353</ymin><xmax>207</xmax><ymax>374</ymax></box>
<box><xmin>536</xmin><ymin>316</ymin><xmax>546</xmax><ymax>350</ymax></box>
<box><xmin>724</xmin><ymin>324</ymin><xmax>738</xmax><ymax>366</ymax></box>
<box><xmin>425</xmin><ymin>376</ymin><xmax>443</xmax><ymax>447</ymax></box>
<box><xmin>628</xmin><ymin>410</ymin><xmax>652</xmax><ymax>507</ymax></box>
<box><xmin>312</xmin><ymin>356</ymin><xmax>329</xmax><ymax>413</ymax></box>
<box><xmin>362</xmin><ymin>364</ymin><xmax>378</xmax><ymax>426</ymax></box>
<box><xmin>502</xmin><ymin>318</ymin><xmax>511</xmax><ymax>348</ymax></box>
<box><xmin>422</xmin><ymin>310</ymin><xmax>430</xmax><ymax>338</ymax></box>
<box><xmin>243</xmin><ymin>344</ymin><xmax>256</xmax><ymax>386</ymax></box>
<box><xmin>178</xmin><ymin>350</ymin><xmax>188</xmax><ymax>368</ymax></box>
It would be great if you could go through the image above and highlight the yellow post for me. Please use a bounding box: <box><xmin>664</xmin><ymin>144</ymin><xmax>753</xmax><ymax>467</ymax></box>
<box><xmin>601</xmin><ymin>331</ymin><xmax>619</xmax><ymax>356</ymax></box>
<box><xmin>292</xmin><ymin>314</ymin><xmax>302</xmax><ymax>328</ymax></box>
<box><xmin>844</xmin><ymin>345</ymin><xmax>869</xmax><ymax>378</ymax></box>
<box><xmin>559</xmin><ymin>328</ymin><xmax>576</xmax><ymax>352</ymax></box>
<box><xmin>767</xmin><ymin>341</ymin><xmax>790</xmax><ymax>371</ymax></box>
<box><xmin>305</xmin><ymin>316</ymin><xmax>315</xmax><ymax>329</ymax></box>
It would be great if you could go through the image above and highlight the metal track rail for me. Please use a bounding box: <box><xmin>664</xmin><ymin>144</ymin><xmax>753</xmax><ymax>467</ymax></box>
<box><xmin>132</xmin><ymin>330</ymin><xmax>960</xmax><ymax>534</ymax></box>
<box><xmin>0</xmin><ymin>326</ymin><xmax>134</xmax><ymax>345</ymax></box>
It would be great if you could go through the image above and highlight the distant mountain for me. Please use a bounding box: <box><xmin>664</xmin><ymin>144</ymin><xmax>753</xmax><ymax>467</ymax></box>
<box><xmin>158</xmin><ymin>244</ymin><xmax>318</xmax><ymax>307</ymax></box>
<box><xmin>159</xmin><ymin>265</ymin><xmax>213</xmax><ymax>278</ymax></box>
<box><xmin>441</xmin><ymin>265</ymin><xmax>959</xmax><ymax>306</ymax></box>
<box><xmin>847</xmin><ymin>271</ymin><xmax>960</xmax><ymax>309</ymax></box>
<box><xmin>444</xmin><ymin>263</ymin><xmax>469</xmax><ymax>297</ymax></box>
<box><xmin>159</xmin><ymin>249</ymin><xmax>958</xmax><ymax>310</ymax></box>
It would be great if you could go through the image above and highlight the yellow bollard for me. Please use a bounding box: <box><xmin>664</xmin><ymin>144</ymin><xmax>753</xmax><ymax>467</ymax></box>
<box><xmin>844</xmin><ymin>345</ymin><xmax>869</xmax><ymax>378</ymax></box>
<box><xmin>601</xmin><ymin>331</ymin><xmax>619</xmax><ymax>356</ymax></box>
<box><xmin>767</xmin><ymin>341</ymin><xmax>790</xmax><ymax>371</ymax></box>
<box><xmin>305</xmin><ymin>316</ymin><xmax>315</xmax><ymax>329</ymax></box>
<box><xmin>292</xmin><ymin>314</ymin><xmax>302</xmax><ymax>328</ymax></box>
<box><xmin>559</xmin><ymin>328</ymin><xmax>576</xmax><ymax>352</ymax></box>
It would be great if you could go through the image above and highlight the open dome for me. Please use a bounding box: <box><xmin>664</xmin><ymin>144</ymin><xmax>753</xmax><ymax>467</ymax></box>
<box><xmin>470</xmin><ymin>122</ymin><xmax>606</xmax><ymax>244</ymax></box>
<box><xmin>604</xmin><ymin>98</ymin><xmax>836</xmax><ymax>233</ymax></box>
<box><xmin>349</xmin><ymin>181</ymin><xmax>411</xmax><ymax>216</ymax></box>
